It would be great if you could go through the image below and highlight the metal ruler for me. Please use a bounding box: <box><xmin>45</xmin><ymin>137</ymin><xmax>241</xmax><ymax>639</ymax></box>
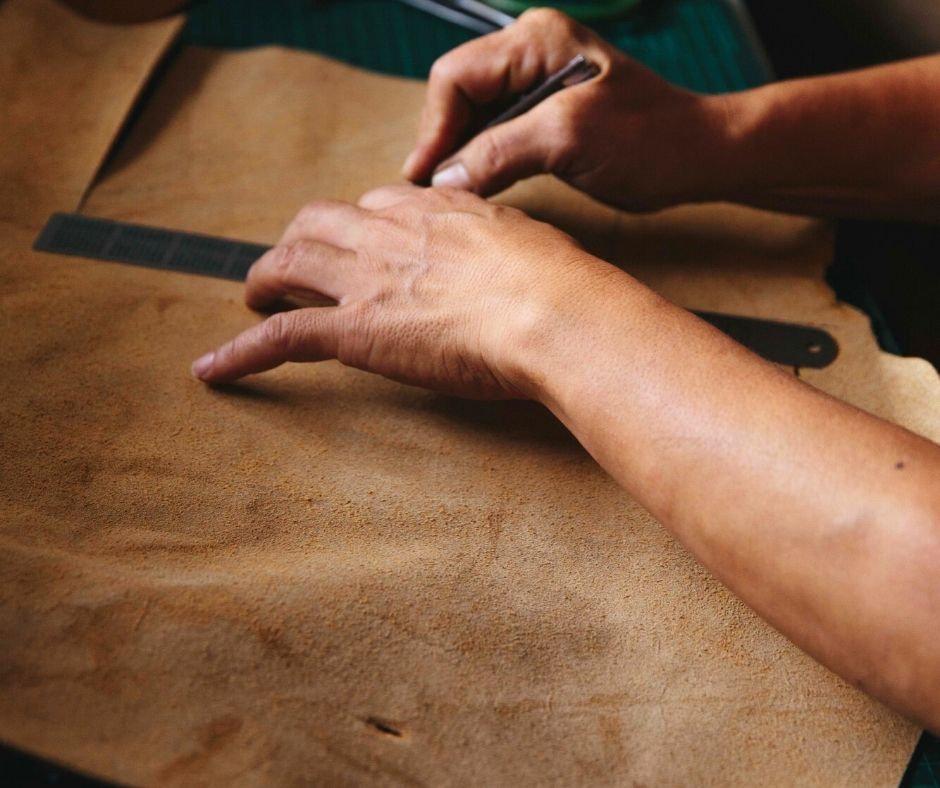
<box><xmin>34</xmin><ymin>212</ymin><xmax>838</xmax><ymax>369</ymax></box>
<box><xmin>34</xmin><ymin>212</ymin><xmax>268</xmax><ymax>282</ymax></box>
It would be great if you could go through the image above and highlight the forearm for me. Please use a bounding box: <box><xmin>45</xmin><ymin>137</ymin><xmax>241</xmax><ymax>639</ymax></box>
<box><xmin>709</xmin><ymin>55</ymin><xmax>940</xmax><ymax>220</ymax></box>
<box><xmin>196</xmin><ymin>179</ymin><xmax>940</xmax><ymax>727</ymax></box>
<box><xmin>520</xmin><ymin>268</ymin><xmax>940</xmax><ymax>730</ymax></box>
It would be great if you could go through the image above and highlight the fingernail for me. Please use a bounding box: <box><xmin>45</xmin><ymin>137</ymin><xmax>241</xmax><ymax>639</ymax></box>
<box><xmin>401</xmin><ymin>150</ymin><xmax>419</xmax><ymax>177</ymax></box>
<box><xmin>431</xmin><ymin>161</ymin><xmax>471</xmax><ymax>190</ymax></box>
<box><xmin>191</xmin><ymin>351</ymin><xmax>215</xmax><ymax>380</ymax></box>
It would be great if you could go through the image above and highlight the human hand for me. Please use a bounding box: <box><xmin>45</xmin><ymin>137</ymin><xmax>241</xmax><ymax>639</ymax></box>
<box><xmin>191</xmin><ymin>184</ymin><xmax>625</xmax><ymax>397</ymax></box>
<box><xmin>402</xmin><ymin>8</ymin><xmax>733</xmax><ymax>212</ymax></box>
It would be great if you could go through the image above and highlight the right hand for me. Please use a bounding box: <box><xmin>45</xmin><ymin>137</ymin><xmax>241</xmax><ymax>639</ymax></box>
<box><xmin>402</xmin><ymin>8</ymin><xmax>734</xmax><ymax>212</ymax></box>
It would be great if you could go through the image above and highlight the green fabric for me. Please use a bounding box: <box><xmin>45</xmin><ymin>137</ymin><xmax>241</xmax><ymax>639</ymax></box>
<box><xmin>484</xmin><ymin>0</ymin><xmax>642</xmax><ymax>21</ymax></box>
<box><xmin>179</xmin><ymin>2</ymin><xmax>937</xmax><ymax>785</ymax></box>
<box><xmin>182</xmin><ymin>0</ymin><xmax>770</xmax><ymax>92</ymax></box>
<box><xmin>904</xmin><ymin>735</ymin><xmax>940</xmax><ymax>788</ymax></box>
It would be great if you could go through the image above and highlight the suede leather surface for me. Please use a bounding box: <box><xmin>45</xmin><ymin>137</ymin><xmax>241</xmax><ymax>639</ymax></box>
<box><xmin>1</xmin><ymin>2</ymin><xmax>936</xmax><ymax>785</ymax></box>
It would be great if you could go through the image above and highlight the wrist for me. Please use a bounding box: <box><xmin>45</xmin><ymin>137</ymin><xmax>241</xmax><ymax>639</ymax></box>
<box><xmin>701</xmin><ymin>80</ymin><xmax>840</xmax><ymax>207</ymax></box>
<box><xmin>495</xmin><ymin>256</ymin><xmax>655</xmax><ymax>406</ymax></box>
<box><xmin>620</xmin><ymin>89</ymin><xmax>762</xmax><ymax>209</ymax></box>
<box><xmin>690</xmin><ymin>89</ymin><xmax>765</xmax><ymax>203</ymax></box>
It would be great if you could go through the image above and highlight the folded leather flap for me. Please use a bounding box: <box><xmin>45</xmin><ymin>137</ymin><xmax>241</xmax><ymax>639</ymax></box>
<box><xmin>0</xmin><ymin>0</ymin><xmax>181</xmax><ymax>228</ymax></box>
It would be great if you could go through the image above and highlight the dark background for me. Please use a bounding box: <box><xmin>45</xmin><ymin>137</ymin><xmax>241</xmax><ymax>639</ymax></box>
<box><xmin>746</xmin><ymin>0</ymin><xmax>940</xmax><ymax>368</ymax></box>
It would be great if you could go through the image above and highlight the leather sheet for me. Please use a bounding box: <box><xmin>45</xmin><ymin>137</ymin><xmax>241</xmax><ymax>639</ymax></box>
<box><xmin>0</xmin><ymin>0</ymin><xmax>181</xmax><ymax>228</ymax></box>
<box><xmin>2</xmin><ymin>2</ymin><xmax>937</xmax><ymax>785</ymax></box>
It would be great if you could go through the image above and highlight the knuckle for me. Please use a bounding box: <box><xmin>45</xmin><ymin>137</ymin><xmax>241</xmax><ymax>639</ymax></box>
<box><xmin>262</xmin><ymin>312</ymin><xmax>295</xmax><ymax>356</ymax></box>
<box><xmin>436</xmin><ymin>188</ymin><xmax>483</xmax><ymax>216</ymax></box>
<box><xmin>521</xmin><ymin>7</ymin><xmax>575</xmax><ymax>34</ymax></box>
<box><xmin>548</xmin><ymin>102</ymin><xmax>580</xmax><ymax>160</ymax></box>
<box><xmin>336</xmin><ymin>304</ymin><xmax>372</xmax><ymax>361</ymax></box>
<box><xmin>414</xmin><ymin>185</ymin><xmax>451</xmax><ymax>206</ymax></box>
<box><xmin>426</xmin><ymin>185</ymin><xmax>461</xmax><ymax>204</ymax></box>
<box><xmin>345</xmin><ymin>300</ymin><xmax>373</xmax><ymax>331</ymax></box>
<box><xmin>268</xmin><ymin>244</ymin><xmax>291</xmax><ymax>279</ymax></box>
<box><xmin>487</xmin><ymin>202</ymin><xmax>522</xmax><ymax>223</ymax></box>
<box><xmin>296</xmin><ymin>200</ymin><xmax>325</xmax><ymax>225</ymax></box>
<box><xmin>271</xmin><ymin>242</ymin><xmax>302</xmax><ymax>285</ymax></box>
<box><xmin>477</xmin><ymin>132</ymin><xmax>510</xmax><ymax>173</ymax></box>
<box><xmin>429</xmin><ymin>52</ymin><xmax>460</xmax><ymax>84</ymax></box>
<box><xmin>356</xmin><ymin>186</ymin><xmax>386</xmax><ymax>208</ymax></box>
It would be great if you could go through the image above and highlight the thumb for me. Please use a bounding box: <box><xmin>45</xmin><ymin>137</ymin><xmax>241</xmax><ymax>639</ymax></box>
<box><xmin>431</xmin><ymin>110</ymin><xmax>564</xmax><ymax>197</ymax></box>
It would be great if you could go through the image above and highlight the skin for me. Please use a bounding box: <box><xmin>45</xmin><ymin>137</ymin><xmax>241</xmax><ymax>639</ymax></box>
<box><xmin>405</xmin><ymin>9</ymin><xmax>940</xmax><ymax>221</ymax></box>
<box><xmin>193</xmin><ymin>10</ymin><xmax>940</xmax><ymax>732</ymax></box>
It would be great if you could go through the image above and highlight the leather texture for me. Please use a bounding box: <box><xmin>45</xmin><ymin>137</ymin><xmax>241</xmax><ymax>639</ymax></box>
<box><xmin>0</xmin><ymin>2</ymin><xmax>936</xmax><ymax>785</ymax></box>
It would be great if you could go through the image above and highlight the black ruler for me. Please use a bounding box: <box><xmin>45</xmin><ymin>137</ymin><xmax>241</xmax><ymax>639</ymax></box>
<box><xmin>694</xmin><ymin>310</ymin><xmax>837</xmax><ymax>369</ymax></box>
<box><xmin>34</xmin><ymin>212</ymin><xmax>839</xmax><ymax>369</ymax></box>
<box><xmin>34</xmin><ymin>212</ymin><xmax>268</xmax><ymax>282</ymax></box>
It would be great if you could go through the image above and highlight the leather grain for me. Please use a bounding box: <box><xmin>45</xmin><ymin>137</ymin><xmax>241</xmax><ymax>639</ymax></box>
<box><xmin>1</xmin><ymin>4</ymin><xmax>936</xmax><ymax>785</ymax></box>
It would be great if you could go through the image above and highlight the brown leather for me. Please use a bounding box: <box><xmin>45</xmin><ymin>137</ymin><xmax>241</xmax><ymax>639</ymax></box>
<box><xmin>1</xmin><ymin>2</ymin><xmax>935</xmax><ymax>785</ymax></box>
<box><xmin>0</xmin><ymin>0</ymin><xmax>181</xmax><ymax>228</ymax></box>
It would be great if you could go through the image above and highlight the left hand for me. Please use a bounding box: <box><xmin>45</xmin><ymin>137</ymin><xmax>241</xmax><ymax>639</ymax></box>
<box><xmin>191</xmin><ymin>184</ymin><xmax>626</xmax><ymax>399</ymax></box>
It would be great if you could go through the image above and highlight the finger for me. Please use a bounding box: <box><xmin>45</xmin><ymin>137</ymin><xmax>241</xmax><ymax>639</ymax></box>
<box><xmin>430</xmin><ymin>102</ymin><xmax>568</xmax><ymax>196</ymax></box>
<box><xmin>357</xmin><ymin>183</ymin><xmax>423</xmax><ymax>211</ymax></box>
<box><xmin>191</xmin><ymin>308</ymin><xmax>345</xmax><ymax>383</ymax></box>
<box><xmin>244</xmin><ymin>240</ymin><xmax>360</xmax><ymax>310</ymax></box>
<box><xmin>277</xmin><ymin>199</ymin><xmax>373</xmax><ymax>247</ymax></box>
<box><xmin>403</xmin><ymin>12</ymin><xmax>593</xmax><ymax>183</ymax></box>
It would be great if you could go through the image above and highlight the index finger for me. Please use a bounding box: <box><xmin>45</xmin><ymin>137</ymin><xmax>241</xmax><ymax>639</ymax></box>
<box><xmin>191</xmin><ymin>308</ymin><xmax>345</xmax><ymax>384</ymax></box>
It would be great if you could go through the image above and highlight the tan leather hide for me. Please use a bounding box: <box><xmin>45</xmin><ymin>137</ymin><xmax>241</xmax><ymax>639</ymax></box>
<box><xmin>1</xmin><ymin>1</ymin><xmax>936</xmax><ymax>785</ymax></box>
